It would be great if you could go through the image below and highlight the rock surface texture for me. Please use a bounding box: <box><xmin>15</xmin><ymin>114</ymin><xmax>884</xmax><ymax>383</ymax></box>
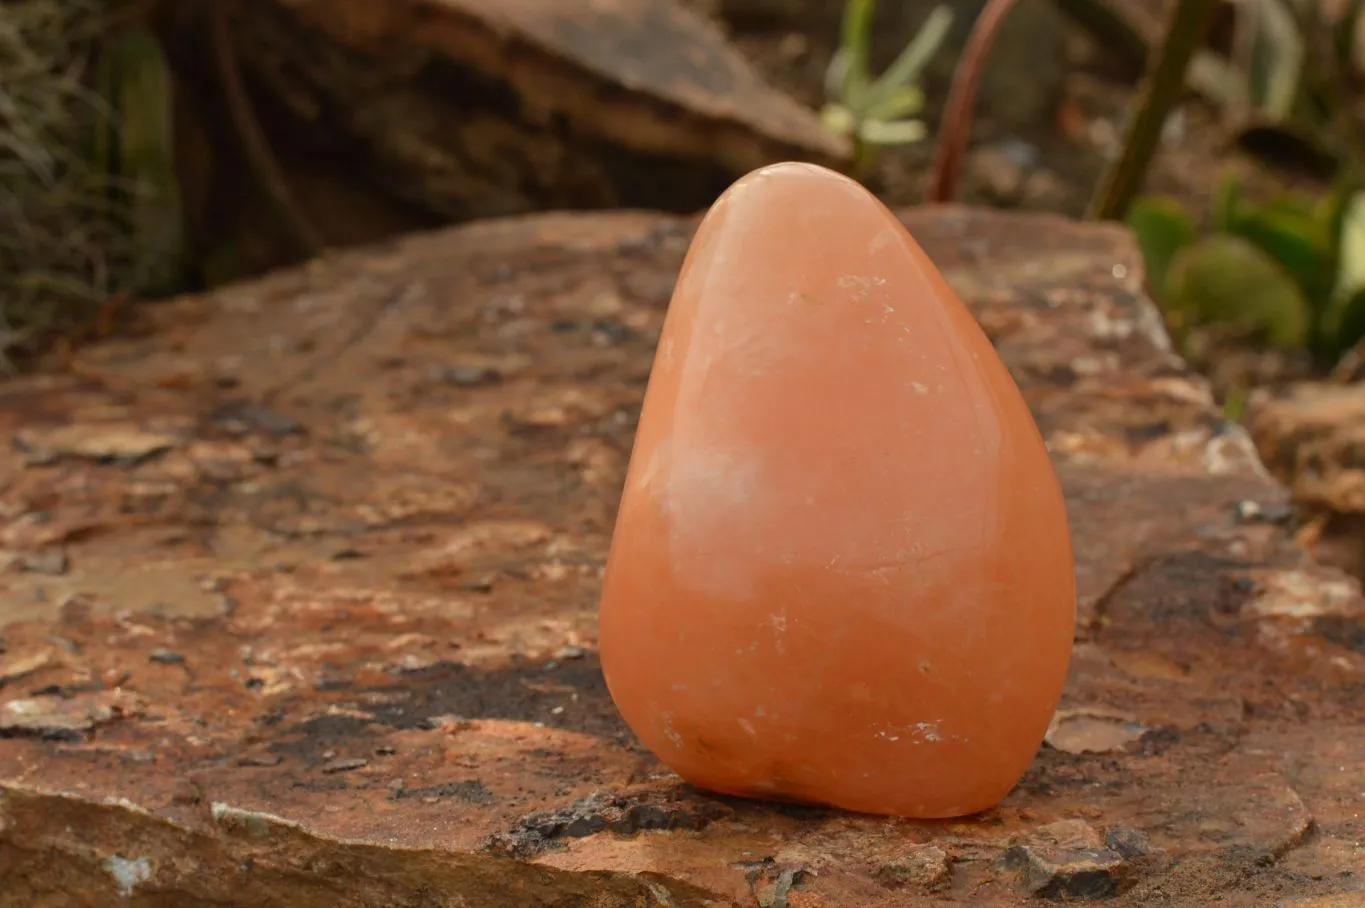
<box><xmin>160</xmin><ymin>0</ymin><xmax>851</xmax><ymax>280</ymax></box>
<box><xmin>1</xmin><ymin>207</ymin><xmax>1363</xmax><ymax>906</ymax></box>
<box><xmin>1246</xmin><ymin>382</ymin><xmax>1365</xmax><ymax>580</ymax></box>
<box><xmin>180</xmin><ymin>0</ymin><xmax>847</xmax><ymax>219</ymax></box>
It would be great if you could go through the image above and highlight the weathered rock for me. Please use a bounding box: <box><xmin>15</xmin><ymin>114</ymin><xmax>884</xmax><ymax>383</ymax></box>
<box><xmin>1245</xmin><ymin>381</ymin><xmax>1365</xmax><ymax>579</ymax></box>
<box><xmin>1246</xmin><ymin>382</ymin><xmax>1365</xmax><ymax>514</ymax></box>
<box><xmin>1</xmin><ymin>207</ymin><xmax>1363</xmax><ymax>905</ymax></box>
<box><xmin>999</xmin><ymin>819</ymin><xmax>1131</xmax><ymax>899</ymax></box>
<box><xmin>0</xmin><ymin>690</ymin><xmax>139</xmax><ymax>740</ymax></box>
<box><xmin>162</xmin><ymin>0</ymin><xmax>847</xmax><ymax>277</ymax></box>
<box><xmin>877</xmin><ymin>844</ymin><xmax>952</xmax><ymax>891</ymax></box>
<box><xmin>0</xmin><ymin>785</ymin><xmax>725</xmax><ymax>908</ymax></box>
<box><xmin>1045</xmin><ymin>707</ymin><xmax>1148</xmax><ymax>755</ymax></box>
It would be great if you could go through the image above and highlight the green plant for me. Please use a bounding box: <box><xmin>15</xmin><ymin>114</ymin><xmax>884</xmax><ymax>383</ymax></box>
<box><xmin>92</xmin><ymin>25</ymin><xmax>186</xmax><ymax>298</ymax></box>
<box><xmin>1093</xmin><ymin>0</ymin><xmax>1365</xmax><ymax>372</ymax></box>
<box><xmin>0</xmin><ymin>0</ymin><xmax>183</xmax><ymax>370</ymax></box>
<box><xmin>1086</xmin><ymin>0</ymin><xmax>1221</xmax><ymax>221</ymax></box>
<box><xmin>1193</xmin><ymin>0</ymin><xmax>1365</xmax><ymax>172</ymax></box>
<box><xmin>927</xmin><ymin>0</ymin><xmax>1224</xmax><ymax>208</ymax></box>
<box><xmin>926</xmin><ymin>0</ymin><xmax>1015</xmax><ymax>204</ymax></box>
<box><xmin>1127</xmin><ymin>172</ymin><xmax>1365</xmax><ymax>367</ymax></box>
<box><xmin>821</xmin><ymin>0</ymin><xmax>952</xmax><ymax>175</ymax></box>
<box><xmin>1205</xmin><ymin>0</ymin><xmax>1305</xmax><ymax>122</ymax></box>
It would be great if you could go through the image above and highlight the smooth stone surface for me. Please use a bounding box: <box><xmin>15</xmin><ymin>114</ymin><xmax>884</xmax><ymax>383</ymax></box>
<box><xmin>597</xmin><ymin>162</ymin><xmax>1078</xmax><ymax>818</ymax></box>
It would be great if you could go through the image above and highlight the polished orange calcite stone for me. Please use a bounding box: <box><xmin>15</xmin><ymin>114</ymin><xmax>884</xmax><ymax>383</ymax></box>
<box><xmin>598</xmin><ymin>162</ymin><xmax>1076</xmax><ymax>819</ymax></box>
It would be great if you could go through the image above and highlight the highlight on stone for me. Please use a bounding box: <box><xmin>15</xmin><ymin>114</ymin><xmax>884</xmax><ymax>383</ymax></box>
<box><xmin>597</xmin><ymin>161</ymin><xmax>1078</xmax><ymax>820</ymax></box>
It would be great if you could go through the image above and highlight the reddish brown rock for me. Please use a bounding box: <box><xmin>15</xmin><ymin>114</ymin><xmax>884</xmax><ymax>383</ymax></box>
<box><xmin>1246</xmin><ymin>382</ymin><xmax>1365</xmax><ymax>514</ymax></box>
<box><xmin>1245</xmin><ymin>382</ymin><xmax>1365</xmax><ymax>579</ymax></box>
<box><xmin>161</xmin><ymin>0</ymin><xmax>850</xmax><ymax>277</ymax></box>
<box><xmin>0</xmin><ymin>207</ymin><xmax>1362</xmax><ymax>906</ymax></box>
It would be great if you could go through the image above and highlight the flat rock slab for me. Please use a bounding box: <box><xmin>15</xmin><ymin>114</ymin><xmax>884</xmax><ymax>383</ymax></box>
<box><xmin>1</xmin><ymin>207</ymin><xmax>1363</xmax><ymax>906</ymax></box>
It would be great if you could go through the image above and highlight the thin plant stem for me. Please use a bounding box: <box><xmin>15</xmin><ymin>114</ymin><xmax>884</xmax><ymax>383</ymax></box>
<box><xmin>1085</xmin><ymin>0</ymin><xmax>1221</xmax><ymax>221</ymax></box>
<box><xmin>925</xmin><ymin>0</ymin><xmax>1018</xmax><ymax>204</ymax></box>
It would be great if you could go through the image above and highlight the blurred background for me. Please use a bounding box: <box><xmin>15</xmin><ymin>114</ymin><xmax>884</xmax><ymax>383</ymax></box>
<box><xmin>5</xmin><ymin>0</ymin><xmax>1365</xmax><ymax>574</ymax></box>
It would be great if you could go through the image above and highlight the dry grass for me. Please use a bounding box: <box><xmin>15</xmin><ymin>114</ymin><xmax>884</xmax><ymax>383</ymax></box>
<box><xmin>0</xmin><ymin>0</ymin><xmax>139</xmax><ymax>369</ymax></box>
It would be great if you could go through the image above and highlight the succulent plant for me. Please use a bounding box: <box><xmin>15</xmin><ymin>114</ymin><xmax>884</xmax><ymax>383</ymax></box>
<box><xmin>1127</xmin><ymin>170</ymin><xmax>1365</xmax><ymax>365</ymax></box>
<box><xmin>821</xmin><ymin>0</ymin><xmax>953</xmax><ymax>173</ymax></box>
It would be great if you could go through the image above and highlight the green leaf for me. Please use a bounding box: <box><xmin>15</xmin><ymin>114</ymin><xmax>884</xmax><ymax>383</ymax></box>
<box><xmin>862</xmin><ymin>5</ymin><xmax>953</xmax><ymax>114</ymax></box>
<box><xmin>1327</xmin><ymin>285</ymin><xmax>1365</xmax><ymax>356</ymax></box>
<box><xmin>835</xmin><ymin>0</ymin><xmax>876</xmax><ymax>111</ymax></box>
<box><xmin>104</xmin><ymin>27</ymin><xmax>185</xmax><ymax>297</ymax></box>
<box><xmin>1125</xmin><ymin>194</ymin><xmax>1198</xmax><ymax>299</ymax></box>
<box><xmin>1331</xmin><ymin>190</ymin><xmax>1365</xmax><ymax>302</ymax></box>
<box><xmin>820</xmin><ymin>102</ymin><xmax>857</xmax><ymax>138</ymax></box>
<box><xmin>1246</xmin><ymin>0</ymin><xmax>1304</xmax><ymax>121</ymax></box>
<box><xmin>857</xmin><ymin>118</ymin><xmax>927</xmax><ymax>146</ymax></box>
<box><xmin>1255</xmin><ymin>195</ymin><xmax>1318</xmax><ymax>221</ymax></box>
<box><xmin>1211</xmin><ymin>170</ymin><xmax>1243</xmax><ymax>233</ymax></box>
<box><xmin>1316</xmin><ymin>175</ymin><xmax>1359</xmax><ymax>250</ymax></box>
<box><xmin>1188</xmin><ymin>50</ymin><xmax>1251</xmax><ymax>114</ymax></box>
<box><xmin>1165</xmin><ymin>234</ymin><xmax>1311</xmax><ymax>347</ymax></box>
<box><xmin>1222</xmin><ymin>198</ymin><xmax>1335</xmax><ymax>305</ymax></box>
<box><xmin>866</xmin><ymin>84</ymin><xmax>926</xmax><ymax>122</ymax></box>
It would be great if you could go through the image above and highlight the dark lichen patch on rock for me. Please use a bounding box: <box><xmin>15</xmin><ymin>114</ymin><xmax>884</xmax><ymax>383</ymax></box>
<box><xmin>1103</xmin><ymin>551</ymin><xmax>1262</xmax><ymax>625</ymax></box>
<box><xmin>485</xmin><ymin>788</ymin><xmax>734</xmax><ymax>858</ymax></box>
<box><xmin>390</xmin><ymin>779</ymin><xmax>494</xmax><ymax>804</ymax></box>
<box><xmin>251</xmin><ymin>654</ymin><xmax>634</xmax><ymax>772</ymax></box>
<box><xmin>355</xmin><ymin>656</ymin><xmax>633</xmax><ymax>742</ymax></box>
<box><xmin>264</xmin><ymin>713</ymin><xmax>384</xmax><ymax>766</ymax></box>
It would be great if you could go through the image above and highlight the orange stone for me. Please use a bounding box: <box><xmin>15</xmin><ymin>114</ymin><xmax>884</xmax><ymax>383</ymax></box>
<box><xmin>597</xmin><ymin>162</ymin><xmax>1076</xmax><ymax>819</ymax></box>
